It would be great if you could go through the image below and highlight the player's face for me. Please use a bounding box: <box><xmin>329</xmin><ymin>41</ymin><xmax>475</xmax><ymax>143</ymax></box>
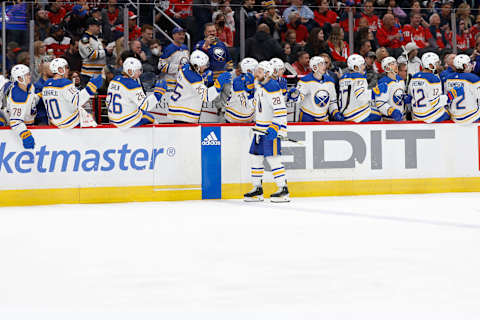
<box><xmin>19</xmin><ymin>73</ymin><xmax>31</xmax><ymax>85</ymax></box>
<box><xmin>277</xmin><ymin>67</ymin><xmax>285</xmax><ymax>77</ymax></box>
<box><xmin>390</xmin><ymin>62</ymin><xmax>398</xmax><ymax>74</ymax></box>
<box><xmin>131</xmin><ymin>69</ymin><xmax>142</xmax><ymax>79</ymax></box>
<box><xmin>199</xmin><ymin>65</ymin><xmax>208</xmax><ymax>73</ymax></box>
<box><xmin>318</xmin><ymin>62</ymin><xmax>327</xmax><ymax>74</ymax></box>
<box><xmin>173</xmin><ymin>31</ymin><xmax>185</xmax><ymax>44</ymax></box>
<box><xmin>356</xmin><ymin>63</ymin><xmax>365</xmax><ymax>73</ymax></box>
<box><xmin>255</xmin><ymin>68</ymin><xmax>265</xmax><ymax>82</ymax></box>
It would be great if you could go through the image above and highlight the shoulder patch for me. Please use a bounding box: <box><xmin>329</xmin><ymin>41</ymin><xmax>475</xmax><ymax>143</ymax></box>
<box><xmin>182</xmin><ymin>68</ymin><xmax>203</xmax><ymax>84</ymax></box>
<box><xmin>11</xmin><ymin>85</ymin><xmax>28</xmax><ymax>103</ymax></box>
<box><xmin>262</xmin><ymin>79</ymin><xmax>281</xmax><ymax>93</ymax></box>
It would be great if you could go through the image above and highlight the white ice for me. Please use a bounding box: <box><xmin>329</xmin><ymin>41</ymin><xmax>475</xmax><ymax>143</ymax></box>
<box><xmin>1</xmin><ymin>193</ymin><xmax>480</xmax><ymax>320</ymax></box>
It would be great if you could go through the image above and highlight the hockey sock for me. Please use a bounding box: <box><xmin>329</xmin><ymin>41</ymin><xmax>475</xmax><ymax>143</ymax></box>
<box><xmin>266</xmin><ymin>156</ymin><xmax>286</xmax><ymax>187</ymax></box>
<box><xmin>250</xmin><ymin>154</ymin><xmax>264</xmax><ymax>187</ymax></box>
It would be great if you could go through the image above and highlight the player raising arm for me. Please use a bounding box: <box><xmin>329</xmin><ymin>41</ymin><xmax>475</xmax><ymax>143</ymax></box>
<box><xmin>225</xmin><ymin>57</ymin><xmax>257</xmax><ymax>123</ymax></box>
<box><xmin>107</xmin><ymin>57</ymin><xmax>167</xmax><ymax>128</ymax></box>
<box><xmin>244</xmin><ymin>61</ymin><xmax>289</xmax><ymax>203</ymax></box>
<box><xmin>290</xmin><ymin>56</ymin><xmax>343</xmax><ymax>122</ymax></box>
<box><xmin>444</xmin><ymin>54</ymin><xmax>480</xmax><ymax>123</ymax></box>
<box><xmin>408</xmin><ymin>52</ymin><xmax>450</xmax><ymax>123</ymax></box>
<box><xmin>373</xmin><ymin>57</ymin><xmax>406</xmax><ymax>121</ymax></box>
<box><xmin>339</xmin><ymin>54</ymin><xmax>382</xmax><ymax>122</ymax></box>
<box><xmin>42</xmin><ymin>58</ymin><xmax>102</xmax><ymax>129</ymax></box>
<box><xmin>6</xmin><ymin>65</ymin><xmax>39</xmax><ymax>149</ymax></box>
<box><xmin>167</xmin><ymin>50</ymin><xmax>232</xmax><ymax>123</ymax></box>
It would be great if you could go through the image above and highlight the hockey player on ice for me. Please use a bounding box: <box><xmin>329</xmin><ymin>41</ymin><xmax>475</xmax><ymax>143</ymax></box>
<box><xmin>290</xmin><ymin>56</ymin><xmax>344</xmax><ymax>122</ymax></box>
<box><xmin>167</xmin><ymin>50</ymin><xmax>232</xmax><ymax>123</ymax></box>
<box><xmin>373</xmin><ymin>56</ymin><xmax>406</xmax><ymax>121</ymax></box>
<box><xmin>408</xmin><ymin>52</ymin><xmax>450</xmax><ymax>123</ymax></box>
<box><xmin>444</xmin><ymin>54</ymin><xmax>480</xmax><ymax>123</ymax></box>
<box><xmin>244</xmin><ymin>61</ymin><xmax>289</xmax><ymax>203</ymax></box>
<box><xmin>107</xmin><ymin>57</ymin><xmax>167</xmax><ymax>128</ymax></box>
<box><xmin>5</xmin><ymin>65</ymin><xmax>39</xmax><ymax>149</ymax></box>
<box><xmin>224</xmin><ymin>57</ymin><xmax>257</xmax><ymax>123</ymax></box>
<box><xmin>42</xmin><ymin>58</ymin><xmax>101</xmax><ymax>129</ymax></box>
<box><xmin>339</xmin><ymin>54</ymin><xmax>382</xmax><ymax>122</ymax></box>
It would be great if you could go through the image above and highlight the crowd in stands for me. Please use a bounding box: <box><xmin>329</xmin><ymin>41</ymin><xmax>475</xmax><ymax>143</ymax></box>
<box><xmin>1</xmin><ymin>0</ymin><xmax>480</xmax><ymax>124</ymax></box>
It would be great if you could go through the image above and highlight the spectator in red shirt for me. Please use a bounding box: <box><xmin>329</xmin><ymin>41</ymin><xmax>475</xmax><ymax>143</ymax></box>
<box><xmin>377</xmin><ymin>13</ymin><xmax>403</xmax><ymax>57</ymax></box>
<box><xmin>292</xmin><ymin>51</ymin><xmax>311</xmax><ymax>76</ymax></box>
<box><xmin>48</xmin><ymin>2</ymin><xmax>67</xmax><ymax>25</ymax></box>
<box><xmin>114</xmin><ymin>11</ymin><xmax>141</xmax><ymax>41</ymax></box>
<box><xmin>166</xmin><ymin>0</ymin><xmax>193</xmax><ymax>21</ymax></box>
<box><xmin>470</xmin><ymin>15</ymin><xmax>480</xmax><ymax>45</ymax></box>
<box><xmin>402</xmin><ymin>13</ymin><xmax>435</xmax><ymax>53</ymax></box>
<box><xmin>283</xmin><ymin>10</ymin><xmax>309</xmax><ymax>46</ymax></box>
<box><xmin>314</xmin><ymin>0</ymin><xmax>338</xmax><ymax>28</ymax></box>
<box><xmin>327</xmin><ymin>25</ymin><xmax>349</xmax><ymax>64</ymax></box>
<box><xmin>215</xmin><ymin>13</ymin><xmax>234</xmax><ymax>47</ymax></box>
<box><xmin>357</xmin><ymin>0</ymin><xmax>380</xmax><ymax>32</ymax></box>
<box><xmin>429</xmin><ymin>13</ymin><xmax>449</xmax><ymax>50</ymax></box>
<box><xmin>43</xmin><ymin>25</ymin><xmax>71</xmax><ymax>58</ymax></box>
<box><xmin>373</xmin><ymin>47</ymin><xmax>389</xmax><ymax>74</ymax></box>
<box><xmin>105</xmin><ymin>0</ymin><xmax>121</xmax><ymax>26</ymax></box>
<box><xmin>448</xmin><ymin>19</ymin><xmax>472</xmax><ymax>53</ymax></box>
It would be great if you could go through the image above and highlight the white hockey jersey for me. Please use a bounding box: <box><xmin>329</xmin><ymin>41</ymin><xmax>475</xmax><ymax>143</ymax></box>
<box><xmin>225</xmin><ymin>74</ymin><xmax>254</xmax><ymax>123</ymax></box>
<box><xmin>296</xmin><ymin>73</ymin><xmax>339</xmax><ymax>122</ymax></box>
<box><xmin>167</xmin><ymin>66</ymin><xmax>220</xmax><ymax>123</ymax></box>
<box><xmin>253</xmin><ymin>79</ymin><xmax>287</xmax><ymax>137</ymax></box>
<box><xmin>374</xmin><ymin>75</ymin><xmax>407</xmax><ymax>120</ymax></box>
<box><xmin>42</xmin><ymin>78</ymin><xmax>92</xmax><ymax>129</ymax></box>
<box><xmin>6</xmin><ymin>83</ymin><xmax>39</xmax><ymax>137</ymax></box>
<box><xmin>339</xmin><ymin>72</ymin><xmax>380</xmax><ymax>122</ymax></box>
<box><xmin>158</xmin><ymin>43</ymin><xmax>190</xmax><ymax>91</ymax></box>
<box><xmin>444</xmin><ymin>72</ymin><xmax>480</xmax><ymax>123</ymax></box>
<box><xmin>107</xmin><ymin>75</ymin><xmax>159</xmax><ymax>128</ymax></box>
<box><xmin>408</xmin><ymin>72</ymin><xmax>449</xmax><ymax>123</ymax></box>
<box><xmin>79</xmin><ymin>32</ymin><xmax>106</xmax><ymax>77</ymax></box>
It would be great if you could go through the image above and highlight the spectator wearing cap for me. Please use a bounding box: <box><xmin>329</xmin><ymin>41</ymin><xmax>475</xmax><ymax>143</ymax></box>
<box><xmin>357</xmin><ymin>0</ymin><xmax>380</xmax><ymax>32</ymax></box>
<box><xmin>245</xmin><ymin>24</ymin><xmax>285</xmax><ymax>61</ymax></box>
<box><xmin>377</xmin><ymin>13</ymin><xmax>403</xmax><ymax>57</ymax></box>
<box><xmin>429</xmin><ymin>13</ymin><xmax>449</xmax><ymax>51</ymax></box>
<box><xmin>43</xmin><ymin>25</ymin><xmax>71</xmax><ymax>58</ymax></box>
<box><xmin>314</xmin><ymin>0</ymin><xmax>338</xmax><ymax>28</ymax></box>
<box><xmin>62</xmin><ymin>39</ymin><xmax>82</xmax><ymax>73</ymax></box>
<box><xmin>258</xmin><ymin>0</ymin><xmax>286</xmax><ymax>41</ymax></box>
<box><xmin>158</xmin><ymin>27</ymin><xmax>189</xmax><ymax>91</ymax></box>
<box><xmin>140</xmin><ymin>25</ymin><xmax>154</xmax><ymax>58</ymax></box>
<box><xmin>47</xmin><ymin>2</ymin><xmax>67</xmax><ymax>25</ymax></box>
<box><xmin>365</xmin><ymin>51</ymin><xmax>379</xmax><ymax>88</ymax></box>
<box><xmin>292</xmin><ymin>51</ymin><xmax>311</xmax><ymax>76</ymax></box>
<box><xmin>79</xmin><ymin>18</ymin><xmax>114</xmax><ymax>86</ymax></box>
<box><xmin>282</xmin><ymin>0</ymin><xmax>314</xmax><ymax>24</ymax></box>
<box><xmin>327</xmin><ymin>25</ymin><xmax>349</xmax><ymax>64</ymax></box>
<box><xmin>114</xmin><ymin>11</ymin><xmax>142</xmax><ymax>41</ymax></box>
<box><xmin>397</xmin><ymin>42</ymin><xmax>421</xmax><ymax>78</ymax></box>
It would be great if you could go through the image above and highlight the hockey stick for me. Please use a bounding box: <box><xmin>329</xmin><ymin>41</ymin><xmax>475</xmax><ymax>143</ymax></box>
<box><xmin>284</xmin><ymin>62</ymin><xmax>298</xmax><ymax>77</ymax></box>
<box><xmin>341</xmin><ymin>84</ymin><xmax>352</xmax><ymax>114</ymax></box>
<box><xmin>252</xmin><ymin>128</ymin><xmax>303</xmax><ymax>144</ymax></box>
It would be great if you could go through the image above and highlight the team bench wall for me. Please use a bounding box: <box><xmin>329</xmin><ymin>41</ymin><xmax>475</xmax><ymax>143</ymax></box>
<box><xmin>0</xmin><ymin>122</ymin><xmax>479</xmax><ymax>206</ymax></box>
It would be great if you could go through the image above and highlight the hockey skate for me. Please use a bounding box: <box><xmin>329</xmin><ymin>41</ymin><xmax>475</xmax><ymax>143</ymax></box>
<box><xmin>244</xmin><ymin>186</ymin><xmax>264</xmax><ymax>202</ymax></box>
<box><xmin>270</xmin><ymin>186</ymin><xmax>290</xmax><ymax>203</ymax></box>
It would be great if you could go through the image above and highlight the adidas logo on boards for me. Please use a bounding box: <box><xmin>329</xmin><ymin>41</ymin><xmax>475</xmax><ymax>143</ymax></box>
<box><xmin>202</xmin><ymin>131</ymin><xmax>221</xmax><ymax>146</ymax></box>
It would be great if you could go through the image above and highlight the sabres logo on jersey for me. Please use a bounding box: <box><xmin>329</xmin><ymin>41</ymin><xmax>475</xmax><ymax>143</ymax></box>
<box><xmin>314</xmin><ymin>90</ymin><xmax>330</xmax><ymax>107</ymax></box>
<box><xmin>213</xmin><ymin>47</ymin><xmax>225</xmax><ymax>62</ymax></box>
<box><xmin>392</xmin><ymin>88</ymin><xmax>405</xmax><ymax>106</ymax></box>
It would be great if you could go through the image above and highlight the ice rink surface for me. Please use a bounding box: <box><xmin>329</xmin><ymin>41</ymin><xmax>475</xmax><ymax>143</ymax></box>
<box><xmin>1</xmin><ymin>193</ymin><xmax>480</xmax><ymax>319</ymax></box>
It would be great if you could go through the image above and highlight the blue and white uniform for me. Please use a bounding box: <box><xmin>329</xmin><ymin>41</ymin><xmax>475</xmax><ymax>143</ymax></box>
<box><xmin>107</xmin><ymin>75</ymin><xmax>160</xmax><ymax>128</ymax></box>
<box><xmin>296</xmin><ymin>73</ymin><xmax>339</xmax><ymax>122</ymax></box>
<box><xmin>167</xmin><ymin>65</ymin><xmax>221</xmax><ymax>123</ymax></box>
<box><xmin>339</xmin><ymin>72</ymin><xmax>381</xmax><ymax>122</ymax></box>
<box><xmin>158</xmin><ymin>43</ymin><xmax>190</xmax><ymax>91</ymax></box>
<box><xmin>444</xmin><ymin>72</ymin><xmax>480</xmax><ymax>123</ymax></box>
<box><xmin>225</xmin><ymin>74</ymin><xmax>255</xmax><ymax>123</ymax></box>
<box><xmin>249</xmin><ymin>78</ymin><xmax>288</xmax><ymax>189</ymax></box>
<box><xmin>408</xmin><ymin>72</ymin><xmax>450</xmax><ymax>123</ymax></box>
<box><xmin>41</xmin><ymin>78</ymin><xmax>92</xmax><ymax>129</ymax></box>
<box><xmin>6</xmin><ymin>83</ymin><xmax>39</xmax><ymax>139</ymax></box>
<box><xmin>373</xmin><ymin>75</ymin><xmax>407</xmax><ymax>120</ymax></box>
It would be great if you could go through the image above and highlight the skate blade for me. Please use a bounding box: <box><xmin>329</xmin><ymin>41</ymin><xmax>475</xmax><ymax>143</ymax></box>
<box><xmin>244</xmin><ymin>195</ymin><xmax>264</xmax><ymax>202</ymax></box>
<box><xmin>270</xmin><ymin>195</ymin><xmax>290</xmax><ymax>203</ymax></box>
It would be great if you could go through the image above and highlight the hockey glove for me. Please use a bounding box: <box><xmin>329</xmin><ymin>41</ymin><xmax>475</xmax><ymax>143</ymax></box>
<box><xmin>86</xmin><ymin>75</ymin><xmax>103</xmax><ymax>95</ymax></box>
<box><xmin>373</xmin><ymin>82</ymin><xmax>388</xmax><ymax>98</ymax></box>
<box><xmin>20</xmin><ymin>130</ymin><xmax>35</xmax><ymax>149</ymax></box>
<box><xmin>214</xmin><ymin>72</ymin><xmax>232</xmax><ymax>92</ymax></box>
<box><xmin>265</xmin><ymin>125</ymin><xmax>279</xmax><ymax>140</ymax></box>
<box><xmin>388</xmin><ymin>108</ymin><xmax>403</xmax><ymax>121</ymax></box>
<box><xmin>203</xmin><ymin>69</ymin><xmax>214</xmax><ymax>86</ymax></box>
<box><xmin>331</xmin><ymin>110</ymin><xmax>345</xmax><ymax>121</ymax></box>
<box><xmin>286</xmin><ymin>88</ymin><xmax>300</xmax><ymax>102</ymax></box>
<box><xmin>403</xmin><ymin>94</ymin><xmax>412</xmax><ymax>105</ymax></box>
<box><xmin>154</xmin><ymin>80</ymin><xmax>167</xmax><ymax>102</ymax></box>
<box><xmin>447</xmin><ymin>86</ymin><xmax>464</xmax><ymax>103</ymax></box>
